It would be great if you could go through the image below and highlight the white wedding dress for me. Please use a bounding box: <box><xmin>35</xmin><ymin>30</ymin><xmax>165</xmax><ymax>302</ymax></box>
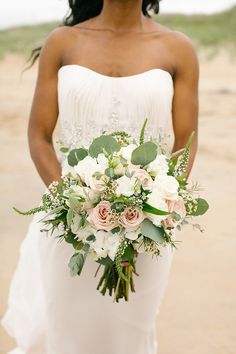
<box><xmin>2</xmin><ymin>64</ymin><xmax>175</xmax><ymax>354</ymax></box>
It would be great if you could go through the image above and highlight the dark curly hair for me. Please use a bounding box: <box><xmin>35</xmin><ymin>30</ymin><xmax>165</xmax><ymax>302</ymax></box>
<box><xmin>26</xmin><ymin>0</ymin><xmax>161</xmax><ymax>68</ymax></box>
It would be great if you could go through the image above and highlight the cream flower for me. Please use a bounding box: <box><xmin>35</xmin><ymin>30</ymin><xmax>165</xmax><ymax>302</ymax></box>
<box><xmin>147</xmin><ymin>154</ymin><xmax>169</xmax><ymax>177</ymax></box>
<box><xmin>129</xmin><ymin>166</ymin><xmax>153</xmax><ymax>190</ymax></box>
<box><xmin>116</xmin><ymin>175</ymin><xmax>136</xmax><ymax>197</ymax></box>
<box><xmin>91</xmin><ymin>230</ymin><xmax>120</xmax><ymax>260</ymax></box>
<box><xmin>145</xmin><ymin>190</ymin><xmax>169</xmax><ymax>227</ymax></box>
<box><xmin>153</xmin><ymin>175</ymin><xmax>179</xmax><ymax>201</ymax></box>
<box><xmin>119</xmin><ymin>144</ymin><xmax>137</xmax><ymax>161</ymax></box>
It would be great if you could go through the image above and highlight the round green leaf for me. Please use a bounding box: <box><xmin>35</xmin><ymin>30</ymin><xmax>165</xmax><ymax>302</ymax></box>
<box><xmin>191</xmin><ymin>198</ymin><xmax>209</xmax><ymax>216</ymax></box>
<box><xmin>131</xmin><ymin>142</ymin><xmax>157</xmax><ymax>166</ymax></box>
<box><xmin>68</xmin><ymin>148</ymin><xmax>88</xmax><ymax>167</ymax></box>
<box><xmin>141</xmin><ymin>218</ymin><xmax>165</xmax><ymax>244</ymax></box>
<box><xmin>89</xmin><ymin>135</ymin><xmax>120</xmax><ymax>157</ymax></box>
<box><xmin>68</xmin><ymin>253</ymin><xmax>85</xmax><ymax>276</ymax></box>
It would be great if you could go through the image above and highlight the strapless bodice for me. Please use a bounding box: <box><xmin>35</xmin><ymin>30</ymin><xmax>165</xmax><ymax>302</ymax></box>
<box><xmin>57</xmin><ymin>65</ymin><xmax>174</xmax><ymax>147</ymax></box>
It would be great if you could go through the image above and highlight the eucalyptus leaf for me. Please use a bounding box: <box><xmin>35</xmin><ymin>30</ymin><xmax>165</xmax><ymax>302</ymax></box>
<box><xmin>141</xmin><ymin>218</ymin><xmax>165</xmax><ymax>244</ymax></box>
<box><xmin>131</xmin><ymin>142</ymin><xmax>157</xmax><ymax>166</ymax></box>
<box><xmin>111</xmin><ymin>226</ymin><xmax>121</xmax><ymax>234</ymax></box>
<box><xmin>89</xmin><ymin>135</ymin><xmax>120</xmax><ymax>157</ymax></box>
<box><xmin>105</xmin><ymin>168</ymin><xmax>115</xmax><ymax>178</ymax></box>
<box><xmin>191</xmin><ymin>198</ymin><xmax>209</xmax><ymax>216</ymax></box>
<box><xmin>60</xmin><ymin>147</ymin><xmax>70</xmax><ymax>153</ymax></box>
<box><xmin>96</xmin><ymin>256</ymin><xmax>114</xmax><ymax>266</ymax></box>
<box><xmin>68</xmin><ymin>252</ymin><xmax>85</xmax><ymax>276</ymax></box>
<box><xmin>83</xmin><ymin>243</ymin><xmax>90</xmax><ymax>253</ymax></box>
<box><xmin>68</xmin><ymin>148</ymin><xmax>88</xmax><ymax>167</ymax></box>
<box><xmin>86</xmin><ymin>234</ymin><xmax>96</xmax><ymax>242</ymax></box>
<box><xmin>171</xmin><ymin>211</ymin><xmax>181</xmax><ymax>221</ymax></box>
<box><xmin>66</xmin><ymin>208</ymin><xmax>73</xmax><ymax>227</ymax></box>
<box><xmin>65</xmin><ymin>231</ymin><xmax>77</xmax><ymax>244</ymax></box>
<box><xmin>68</xmin><ymin>196</ymin><xmax>82</xmax><ymax>212</ymax></box>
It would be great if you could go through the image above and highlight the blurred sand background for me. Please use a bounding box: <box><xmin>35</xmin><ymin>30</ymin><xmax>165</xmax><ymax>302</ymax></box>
<box><xmin>0</xmin><ymin>16</ymin><xmax>236</xmax><ymax>354</ymax></box>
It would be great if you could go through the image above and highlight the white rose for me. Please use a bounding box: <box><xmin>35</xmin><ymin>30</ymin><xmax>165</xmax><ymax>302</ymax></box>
<box><xmin>91</xmin><ymin>230</ymin><xmax>120</xmax><ymax>260</ymax></box>
<box><xmin>74</xmin><ymin>156</ymin><xmax>104</xmax><ymax>185</ymax></box>
<box><xmin>147</xmin><ymin>154</ymin><xmax>169</xmax><ymax>177</ymax></box>
<box><xmin>153</xmin><ymin>175</ymin><xmax>179</xmax><ymax>201</ymax></box>
<box><xmin>71</xmin><ymin>220</ymin><xmax>95</xmax><ymax>242</ymax></box>
<box><xmin>146</xmin><ymin>190</ymin><xmax>169</xmax><ymax>227</ymax></box>
<box><xmin>116</xmin><ymin>175</ymin><xmax>136</xmax><ymax>197</ymax></box>
<box><xmin>114</xmin><ymin>163</ymin><xmax>125</xmax><ymax>176</ymax></box>
<box><xmin>70</xmin><ymin>185</ymin><xmax>86</xmax><ymax>197</ymax></box>
<box><xmin>119</xmin><ymin>144</ymin><xmax>137</xmax><ymax>161</ymax></box>
<box><xmin>97</xmin><ymin>153</ymin><xmax>109</xmax><ymax>170</ymax></box>
<box><xmin>70</xmin><ymin>185</ymin><xmax>99</xmax><ymax>209</ymax></box>
<box><xmin>61</xmin><ymin>160</ymin><xmax>77</xmax><ymax>178</ymax></box>
<box><xmin>105</xmin><ymin>232</ymin><xmax>120</xmax><ymax>260</ymax></box>
<box><xmin>88</xmin><ymin>174</ymin><xmax>109</xmax><ymax>193</ymax></box>
<box><xmin>125</xmin><ymin>230</ymin><xmax>139</xmax><ymax>241</ymax></box>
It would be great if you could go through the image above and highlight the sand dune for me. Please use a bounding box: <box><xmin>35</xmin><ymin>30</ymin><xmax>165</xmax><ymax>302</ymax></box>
<box><xmin>0</xmin><ymin>50</ymin><xmax>236</xmax><ymax>354</ymax></box>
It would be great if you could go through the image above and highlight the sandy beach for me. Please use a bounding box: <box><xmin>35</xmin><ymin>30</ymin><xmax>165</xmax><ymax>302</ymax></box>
<box><xmin>0</xmin><ymin>50</ymin><xmax>236</xmax><ymax>354</ymax></box>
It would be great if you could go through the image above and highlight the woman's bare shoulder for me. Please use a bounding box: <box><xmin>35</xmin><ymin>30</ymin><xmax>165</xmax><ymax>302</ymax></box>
<box><xmin>42</xmin><ymin>26</ymin><xmax>78</xmax><ymax>49</ymax></box>
<box><xmin>39</xmin><ymin>26</ymin><xmax>82</xmax><ymax>67</ymax></box>
<box><xmin>158</xmin><ymin>28</ymin><xmax>199</xmax><ymax>73</ymax></box>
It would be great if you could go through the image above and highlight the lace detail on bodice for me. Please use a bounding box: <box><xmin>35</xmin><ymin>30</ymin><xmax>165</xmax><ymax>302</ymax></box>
<box><xmin>57</xmin><ymin>65</ymin><xmax>174</xmax><ymax>148</ymax></box>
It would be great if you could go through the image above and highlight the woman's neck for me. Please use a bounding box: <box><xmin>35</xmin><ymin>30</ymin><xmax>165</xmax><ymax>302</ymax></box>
<box><xmin>96</xmin><ymin>0</ymin><xmax>146</xmax><ymax>32</ymax></box>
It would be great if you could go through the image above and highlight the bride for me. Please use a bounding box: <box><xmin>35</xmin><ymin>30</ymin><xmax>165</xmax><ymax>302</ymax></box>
<box><xmin>2</xmin><ymin>0</ymin><xmax>199</xmax><ymax>353</ymax></box>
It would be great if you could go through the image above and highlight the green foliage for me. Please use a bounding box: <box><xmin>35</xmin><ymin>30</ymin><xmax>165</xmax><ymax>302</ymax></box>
<box><xmin>13</xmin><ymin>205</ymin><xmax>44</xmax><ymax>215</ymax></box>
<box><xmin>0</xmin><ymin>22</ymin><xmax>59</xmax><ymax>60</ymax></box>
<box><xmin>68</xmin><ymin>252</ymin><xmax>85</xmax><ymax>276</ymax></box>
<box><xmin>191</xmin><ymin>198</ymin><xmax>209</xmax><ymax>216</ymax></box>
<box><xmin>96</xmin><ymin>256</ymin><xmax>114</xmax><ymax>266</ymax></box>
<box><xmin>156</xmin><ymin>6</ymin><xmax>236</xmax><ymax>49</ymax></box>
<box><xmin>67</xmin><ymin>148</ymin><xmax>88</xmax><ymax>167</ymax></box>
<box><xmin>66</xmin><ymin>208</ymin><xmax>73</xmax><ymax>227</ymax></box>
<box><xmin>175</xmin><ymin>131</ymin><xmax>195</xmax><ymax>178</ymax></box>
<box><xmin>115</xmin><ymin>238</ymin><xmax>131</xmax><ymax>282</ymax></box>
<box><xmin>139</xmin><ymin>118</ymin><xmax>148</xmax><ymax>145</ymax></box>
<box><xmin>60</xmin><ymin>146</ymin><xmax>70</xmax><ymax>154</ymax></box>
<box><xmin>1</xmin><ymin>7</ymin><xmax>236</xmax><ymax>61</ymax></box>
<box><xmin>89</xmin><ymin>135</ymin><xmax>120</xmax><ymax>157</ymax></box>
<box><xmin>143</xmin><ymin>202</ymin><xmax>170</xmax><ymax>216</ymax></box>
<box><xmin>67</xmin><ymin>196</ymin><xmax>82</xmax><ymax>213</ymax></box>
<box><xmin>122</xmin><ymin>244</ymin><xmax>135</xmax><ymax>267</ymax></box>
<box><xmin>111</xmin><ymin>202</ymin><xmax>125</xmax><ymax>213</ymax></box>
<box><xmin>141</xmin><ymin>219</ymin><xmax>166</xmax><ymax>244</ymax></box>
<box><xmin>86</xmin><ymin>234</ymin><xmax>96</xmax><ymax>242</ymax></box>
<box><xmin>105</xmin><ymin>167</ymin><xmax>115</xmax><ymax>178</ymax></box>
<box><xmin>131</xmin><ymin>142</ymin><xmax>157</xmax><ymax>166</ymax></box>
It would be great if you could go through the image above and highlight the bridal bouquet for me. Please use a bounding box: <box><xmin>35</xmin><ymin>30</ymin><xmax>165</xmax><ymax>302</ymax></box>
<box><xmin>15</xmin><ymin>119</ymin><xmax>209</xmax><ymax>302</ymax></box>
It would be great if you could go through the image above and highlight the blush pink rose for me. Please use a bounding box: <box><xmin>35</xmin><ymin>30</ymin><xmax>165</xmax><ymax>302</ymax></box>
<box><xmin>120</xmin><ymin>207</ymin><xmax>144</xmax><ymax>230</ymax></box>
<box><xmin>129</xmin><ymin>167</ymin><xmax>153</xmax><ymax>190</ymax></box>
<box><xmin>87</xmin><ymin>201</ymin><xmax>119</xmax><ymax>231</ymax></box>
<box><xmin>163</xmin><ymin>196</ymin><xmax>186</xmax><ymax>228</ymax></box>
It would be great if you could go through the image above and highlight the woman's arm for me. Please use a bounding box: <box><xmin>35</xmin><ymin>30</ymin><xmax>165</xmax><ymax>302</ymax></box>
<box><xmin>171</xmin><ymin>33</ymin><xmax>199</xmax><ymax>178</ymax></box>
<box><xmin>28</xmin><ymin>28</ymin><xmax>66</xmax><ymax>187</ymax></box>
